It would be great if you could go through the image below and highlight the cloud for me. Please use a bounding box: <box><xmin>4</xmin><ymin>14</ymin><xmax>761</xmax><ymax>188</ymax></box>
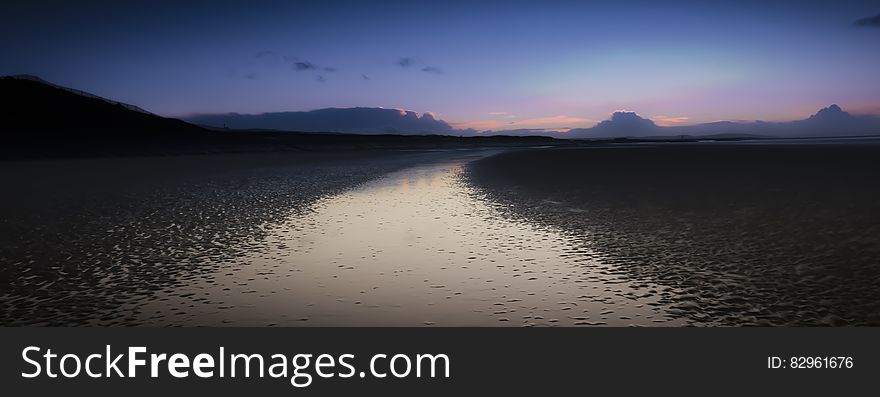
<box><xmin>396</xmin><ymin>57</ymin><xmax>444</xmax><ymax>74</ymax></box>
<box><xmin>396</xmin><ymin>57</ymin><xmax>416</xmax><ymax>67</ymax></box>
<box><xmin>229</xmin><ymin>52</ymin><xmax>342</xmax><ymax>84</ymax></box>
<box><xmin>487</xmin><ymin>111</ymin><xmax>518</xmax><ymax>119</ymax></box>
<box><xmin>651</xmin><ymin>115</ymin><xmax>690</xmax><ymax>126</ymax></box>
<box><xmin>361</xmin><ymin>73</ymin><xmax>370</xmax><ymax>80</ymax></box>
<box><xmin>421</xmin><ymin>66</ymin><xmax>443</xmax><ymax>74</ymax></box>
<box><xmin>293</xmin><ymin>61</ymin><xmax>329</xmax><ymax>71</ymax></box>
<box><xmin>283</xmin><ymin>56</ymin><xmax>337</xmax><ymax>72</ymax></box>
<box><xmin>294</xmin><ymin>61</ymin><xmax>315</xmax><ymax>71</ymax></box>
<box><xmin>853</xmin><ymin>14</ymin><xmax>880</xmax><ymax>28</ymax></box>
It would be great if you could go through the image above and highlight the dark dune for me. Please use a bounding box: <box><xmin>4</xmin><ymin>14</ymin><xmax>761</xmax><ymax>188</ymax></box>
<box><xmin>467</xmin><ymin>144</ymin><xmax>880</xmax><ymax>325</ymax></box>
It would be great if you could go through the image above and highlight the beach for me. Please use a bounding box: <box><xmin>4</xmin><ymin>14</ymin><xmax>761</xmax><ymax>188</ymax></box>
<box><xmin>2</xmin><ymin>143</ymin><xmax>879</xmax><ymax>326</ymax></box>
<box><xmin>0</xmin><ymin>150</ymin><xmax>430</xmax><ymax>325</ymax></box>
<box><xmin>467</xmin><ymin>143</ymin><xmax>880</xmax><ymax>325</ymax></box>
<box><xmin>0</xmin><ymin>148</ymin><xmax>686</xmax><ymax>326</ymax></box>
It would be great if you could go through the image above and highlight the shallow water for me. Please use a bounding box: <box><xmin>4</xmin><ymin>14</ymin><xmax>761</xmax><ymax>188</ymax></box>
<box><xmin>133</xmin><ymin>152</ymin><xmax>683</xmax><ymax>326</ymax></box>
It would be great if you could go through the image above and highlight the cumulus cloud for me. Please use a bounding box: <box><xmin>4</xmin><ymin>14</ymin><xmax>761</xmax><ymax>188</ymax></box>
<box><xmin>567</xmin><ymin>111</ymin><xmax>659</xmax><ymax>138</ymax></box>
<box><xmin>853</xmin><ymin>14</ymin><xmax>880</xmax><ymax>28</ymax></box>
<box><xmin>559</xmin><ymin>105</ymin><xmax>880</xmax><ymax>139</ymax></box>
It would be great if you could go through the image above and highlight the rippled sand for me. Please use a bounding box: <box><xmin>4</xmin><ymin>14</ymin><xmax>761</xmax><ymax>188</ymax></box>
<box><xmin>0</xmin><ymin>151</ymin><xmax>426</xmax><ymax>325</ymax></box>
<box><xmin>468</xmin><ymin>144</ymin><xmax>880</xmax><ymax>326</ymax></box>
<box><xmin>130</xmin><ymin>152</ymin><xmax>683</xmax><ymax>326</ymax></box>
<box><xmin>1</xmin><ymin>150</ymin><xmax>685</xmax><ymax>326</ymax></box>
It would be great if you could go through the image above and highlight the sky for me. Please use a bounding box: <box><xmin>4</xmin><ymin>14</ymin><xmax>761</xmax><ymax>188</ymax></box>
<box><xmin>2</xmin><ymin>0</ymin><xmax>879</xmax><ymax>131</ymax></box>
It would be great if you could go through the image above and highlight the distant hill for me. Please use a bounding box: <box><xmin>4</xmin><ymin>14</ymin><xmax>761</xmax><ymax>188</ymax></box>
<box><xmin>186</xmin><ymin>107</ymin><xmax>456</xmax><ymax>135</ymax></box>
<box><xmin>565</xmin><ymin>105</ymin><xmax>880</xmax><ymax>139</ymax></box>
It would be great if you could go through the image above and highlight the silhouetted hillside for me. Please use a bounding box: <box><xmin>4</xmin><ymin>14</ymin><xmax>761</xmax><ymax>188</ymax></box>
<box><xmin>1</xmin><ymin>75</ymin><xmax>205</xmax><ymax>134</ymax></box>
<box><xmin>1</xmin><ymin>75</ymin><xmax>219</xmax><ymax>158</ymax></box>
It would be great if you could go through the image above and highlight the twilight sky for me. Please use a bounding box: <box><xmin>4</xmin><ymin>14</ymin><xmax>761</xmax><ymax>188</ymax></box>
<box><xmin>2</xmin><ymin>0</ymin><xmax>879</xmax><ymax>131</ymax></box>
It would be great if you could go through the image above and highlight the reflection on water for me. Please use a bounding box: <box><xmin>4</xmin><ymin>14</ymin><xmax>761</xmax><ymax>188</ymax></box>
<box><xmin>136</xmin><ymin>155</ymin><xmax>683</xmax><ymax>326</ymax></box>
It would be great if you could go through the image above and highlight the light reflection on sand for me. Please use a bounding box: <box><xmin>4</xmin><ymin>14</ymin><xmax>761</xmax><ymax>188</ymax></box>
<box><xmin>138</xmin><ymin>153</ymin><xmax>683</xmax><ymax>326</ymax></box>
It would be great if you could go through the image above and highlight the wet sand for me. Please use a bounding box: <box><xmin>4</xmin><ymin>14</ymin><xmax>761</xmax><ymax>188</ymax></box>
<box><xmin>467</xmin><ymin>144</ymin><xmax>880</xmax><ymax>326</ymax></box>
<box><xmin>0</xmin><ymin>151</ymin><xmax>432</xmax><ymax>325</ymax></box>
<box><xmin>129</xmin><ymin>152</ymin><xmax>682</xmax><ymax>326</ymax></box>
<box><xmin>1</xmin><ymin>149</ymin><xmax>685</xmax><ymax>326</ymax></box>
<box><xmin>6</xmin><ymin>143</ymin><xmax>877</xmax><ymax>326</ymax></box>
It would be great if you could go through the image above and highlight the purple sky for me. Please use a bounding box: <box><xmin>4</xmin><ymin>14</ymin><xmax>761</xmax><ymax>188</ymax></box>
<box><xmin>2</xmin><ymin>0</ymin><xmax>879</xmax><ymax>130</ymax></box>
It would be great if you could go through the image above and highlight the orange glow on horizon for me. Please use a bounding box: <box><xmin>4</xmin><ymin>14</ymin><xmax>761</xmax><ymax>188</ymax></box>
<box><xmin>651</xmin><ymin>115</ymin><xmax>690</xmax><ymax>126</ymax></box>
<box><xmin>453</xmin><ymin>115</ymin><xmax>596</xmax><ymax>131</ymax></box>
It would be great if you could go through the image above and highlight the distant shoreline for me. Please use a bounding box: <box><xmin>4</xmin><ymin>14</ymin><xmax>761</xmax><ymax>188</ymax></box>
<box><xmin>7</xmin><ymin>127</ymin><xmax>880</xmax><ymax>162</ymax></box>
<box><xmin>0</xmin><ymin>130</ymin><xmax>570</xmax><ymax>161</ymax></box>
